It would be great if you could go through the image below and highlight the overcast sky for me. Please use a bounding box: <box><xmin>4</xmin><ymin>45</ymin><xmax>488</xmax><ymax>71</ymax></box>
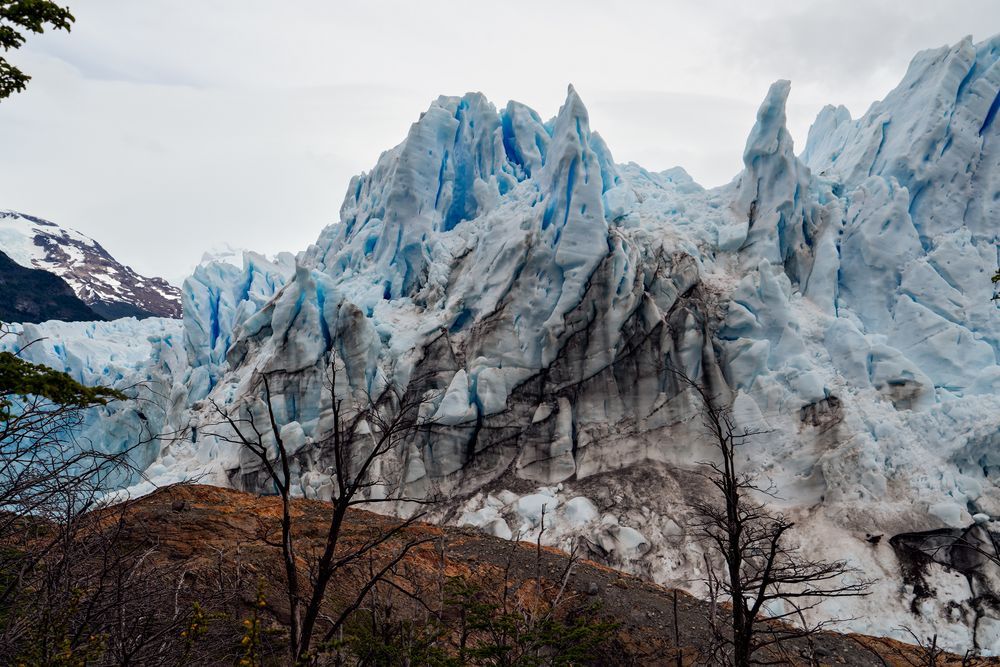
<box><xmin>1</xmin><ymin>1</ymin><xmax>998</xmax><ymax>283</ymax></box>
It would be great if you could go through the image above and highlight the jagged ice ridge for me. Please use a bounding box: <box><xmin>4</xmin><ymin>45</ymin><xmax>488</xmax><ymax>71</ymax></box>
<box><xmin>9</xmin><ymin>34</ymin><xmax>1000</xmax><ymax>654</ymax></box>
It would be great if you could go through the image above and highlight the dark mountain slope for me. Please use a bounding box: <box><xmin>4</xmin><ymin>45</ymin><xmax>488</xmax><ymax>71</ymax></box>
<box><xmin>0</xmin><ymin>249</ymin><xmax>102</xmax><ymax>323</ymax></box>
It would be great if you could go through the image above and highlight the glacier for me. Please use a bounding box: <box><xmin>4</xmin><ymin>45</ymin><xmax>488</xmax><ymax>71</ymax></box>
<box><xmin>13</xmin><ymin>34</ymin><xmax>1000</xmax><ymax>654</ymax></box>
<box><xmin>0</xmin><ymin>317</ymin><xmax>186</xmax><ymax>480</ymax></box>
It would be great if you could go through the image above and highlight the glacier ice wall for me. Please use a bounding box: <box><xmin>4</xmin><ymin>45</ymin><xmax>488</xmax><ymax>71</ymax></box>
<box><xmin>0</xmin><ymin>317</ymin><xmax>186</xmax><ymax>479</ymax></box>
<box><xmin>24</xmin><ymin>34</ymin><xmax>1000</xmax><ymax>654</ymax></box>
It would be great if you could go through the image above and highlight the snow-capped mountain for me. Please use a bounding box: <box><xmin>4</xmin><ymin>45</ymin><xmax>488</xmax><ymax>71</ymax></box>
<box><xmin>0</xmin><ymin>210</ymin><xmax>181</xmax><ymax>319</ymax></box>
<box><xmin>9</xmin><ymin>34</ymin><xmax>1000</xmax><ymax>654</ymax></box>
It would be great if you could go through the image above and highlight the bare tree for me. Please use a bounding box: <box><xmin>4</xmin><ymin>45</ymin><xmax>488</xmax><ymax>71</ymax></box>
<box><xmin>676</xmin><ymin>371</ymin><xmax>872</xmax><ymax>666</ymax></box>
<box><xmin>206</xmin><ymin>357</ymin><xmax>441</xmax><ymax>664</ymax></box>
<box><xmin>861</xmin><ymin>627</ymin><xmax>985</xmax><ymax>667</ymax></box>
<box><xmin>0</xmin><ymin>325</ymin><xmax>214</xmax><ymax>664</ymax></box>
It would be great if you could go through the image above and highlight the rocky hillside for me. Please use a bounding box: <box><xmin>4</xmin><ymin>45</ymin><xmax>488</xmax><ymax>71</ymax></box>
<box><xmin>0</xmin><ymin>210</ymin><xmax>181</xmax><ymax>319</ymax></box>
<box><xmin>100</xmin><ymin>484</ymin><xmax>996</xmax><ymax>666</ymax></box>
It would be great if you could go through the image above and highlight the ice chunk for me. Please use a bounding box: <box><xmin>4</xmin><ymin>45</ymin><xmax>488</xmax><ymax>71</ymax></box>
<box><xmin>515</xmin><ymin>493</ymin><xmax>560</xmax><ymax>527</ymax></box>
<box><xmin>433</xmin><ymin>370</ymin><xmax>478</xmax><ymax>425</ymax></box>
<box><xmin>562</xmin><ymin>496</ymin><xmax>599</xmax><ymax>527</ymax></box>
<box><xmin>929</xmin><ymin>502</ymin><xmax>969</xmax><ymax>528</ymax></box>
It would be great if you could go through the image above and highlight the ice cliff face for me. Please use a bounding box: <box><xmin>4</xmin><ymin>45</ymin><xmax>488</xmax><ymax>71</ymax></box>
<box><xmin>22</xmin><ymin>35</ymin><xmax>1000</xmax><ymax>654</ymax></box>
<box><xmin>0</xmin><ymin>317</ymin><xmax>186</xmax><ymax>482</ymax></box>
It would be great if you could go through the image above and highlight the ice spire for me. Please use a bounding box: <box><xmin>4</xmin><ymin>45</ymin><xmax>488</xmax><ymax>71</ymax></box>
<box><xmin>534</xmin><ymin>86</ymin><xmax>614</xmax><ymax>358</ymax></box>
<box><xmin>737</xmin><ymin>80</ymin><xmax>816</xmax><ymax>285</ymax></box>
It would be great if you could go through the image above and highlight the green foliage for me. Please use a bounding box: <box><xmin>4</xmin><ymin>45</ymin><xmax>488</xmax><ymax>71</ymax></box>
<box><xmin>0</xmin><ymin>350</ymin><xmax>125</xmax><ymax>419</ymax></box>
<box><xmin>239</xmin><ymin>579</ymin><xmax>268</xmax><ymax>667</ymax></box>
<box><xmin>0</xmin><ymin>0</ymin><xmax>74</xmax><ymax>99</ymax></box>
<box><xmin>443</xmin><ymin>577</ymin><xmax>618</xmax><ymax>667</ymax></box>
<box><xmin>335</xmin><ymin>616</ymin><xmax>456</xmax><ymax>667</ymax></box>
<box><xmin>0</xmin><ymin>545</ymin><xmax>28</xmax><ymax>631</ymax></box>
<box><xmin>180</xmin><ymin>601</ymin><xmax>211</xmax><ymax>659</ymax></box>
<box><xmin>336</xmin><ymin>576</ymin><xmax>617</xmax><ymax>666</ymax></box>
<box><xmin>15</xmin><ymin>587</ymin><xmax>107</xmax><ymax>667</ymax></box>
<box><xmin>309</xmin><ymin>576</ymin><xmax>454</xmax><ymax>665</ymax></box>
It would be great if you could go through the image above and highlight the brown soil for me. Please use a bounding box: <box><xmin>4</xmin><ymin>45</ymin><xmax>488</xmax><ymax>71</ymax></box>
<box><xmin>104</xmin><ymin>484</ymin><xmax>997</xmax><ymax>666</ymax></box>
